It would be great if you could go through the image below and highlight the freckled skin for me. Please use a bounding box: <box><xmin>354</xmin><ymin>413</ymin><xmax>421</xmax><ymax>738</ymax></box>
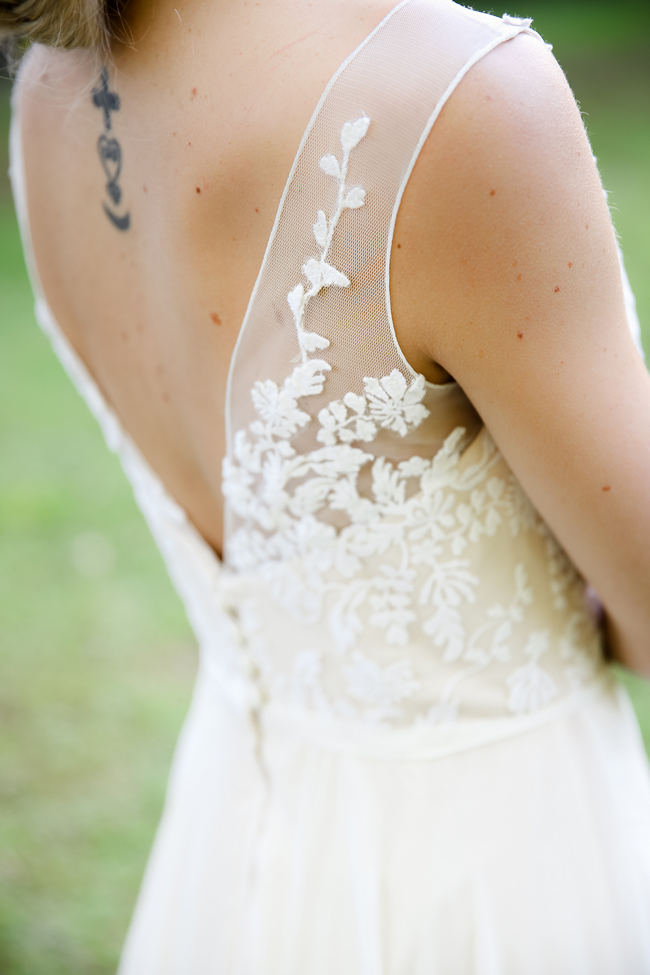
<box><xmin>210</xmin><ymin>312</ymin><xmax>222</xmax><ymax>326</ymax></box>
<box><xmin>392</xmin><ymin>28</ymin><xmax>650</xmax><ymax>676</ymax></box>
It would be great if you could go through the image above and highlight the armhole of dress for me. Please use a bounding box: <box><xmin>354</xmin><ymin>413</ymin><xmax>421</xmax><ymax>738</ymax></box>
<box><xmin>383</xmin><ymin>20</ymin><xmax>547</xmax><ymax>390</ymax></box>
<box><xmin>615</xmin><ymin>238</ymin><xmax>645</xmax><ymax>360</ymax></box>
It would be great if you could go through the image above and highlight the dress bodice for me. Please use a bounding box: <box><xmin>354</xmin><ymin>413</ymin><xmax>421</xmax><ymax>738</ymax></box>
<box><xmin>9</xmin><ymin>0</ymin><xmax>644</xmax><ymax>739</ymax></box>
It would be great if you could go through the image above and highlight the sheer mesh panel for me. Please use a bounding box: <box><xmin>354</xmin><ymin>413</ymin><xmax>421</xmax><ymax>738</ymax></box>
<box><xmin>224</xmin><ymin>0</ymin><xmax>531</xmax><ymax>553</ymax></box>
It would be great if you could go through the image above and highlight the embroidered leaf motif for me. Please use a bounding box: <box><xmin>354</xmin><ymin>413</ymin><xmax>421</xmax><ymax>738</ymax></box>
<box><xmin>316</xmin><ymin>396</ymin><xmax>377</xmax><ymax>446</ymax></box>
<box><xmin>344</xmin><ymin>186</ymin><xmax>366</xmax><ymax>209</ymax></box>
<box><xmin>288</xmin><ymin>116</ymin><xmax>369</xmax><ymax>364</ymax></box>
<box><xmin>340</xmin><ymin>115</ymin><xmax>371</xmax><ymax>153</ymax></box>
<box><xmin>303</xmin><ymin>257</ymin><xmax>350</xmax><ymax>291</ymax></box>
<box><xmin>424</xmin><ymin>605</ymin><xmax>466</xmax><ymax>664</ymax></box>
<box><xmin>371</xmin><ymin>457</ymin><xmax>406</xmax><ymax>507</ymax></box>
<box><xmin>507</xmin><ymin>633</ymin><xmax>558</xmax><ymax>713</ymax></box>
<box><xmin>321</xmin><ymin>263</ymin><xmax>351</xmax><ymax>288</ymax></box>
<box><xmin>342</xmin><ymin>391</ymin><xmax>366</xmax><ymax>414</ymax></box>
<box><xmin>291</xmin><ymin>477</ymin><xmax>337</xmax><ymax>515</ymax></box>
<box><xmin>287</xmin><ymin>283</ymin><xmax>305</xmax><ymax>321</ymax></box>
<box><xmin>367</xmin><ymin>566</ymin><xmax>418</xmax><ymax>645</ymax></box>
<box><xmin>313</xmin><ymin>210</ymin><xmax>328</xmax><ymax>247</ymax></box>
<box><xmin>319</xmin><ymin>153</ymin><xmax>341</xmax><ymax>178</ymax></box>
<box><xmin>284</xmin><ymin>359</ymin><xmax>331</xmax><ymax>398</ymax></box>
<box><xmin>492</xmin><ymin>619</ymin><xmax>514</xmax><ymax>650</ymax></box>
<box><xmin>298</xmin><ymin>329</ymin><xmax>331</xmax><ymax>353</ymax></box>
<box><xmin>329</xmin><ymin>590</ymin><xmax>366</xmax><ymax>653</ymax></box>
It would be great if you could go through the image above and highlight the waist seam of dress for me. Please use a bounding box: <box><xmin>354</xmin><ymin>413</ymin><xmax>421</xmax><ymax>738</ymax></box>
<box><xmin>195</xmin><ymin>658</ymin><xmax>620</xmax><ymax>762</ymax></box>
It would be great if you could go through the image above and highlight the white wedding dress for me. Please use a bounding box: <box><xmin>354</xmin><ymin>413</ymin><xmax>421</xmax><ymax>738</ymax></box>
<box><xmin>9</xmin><ymin>1</ymin><xmax>650</xmax><ymax>972</ymax></box>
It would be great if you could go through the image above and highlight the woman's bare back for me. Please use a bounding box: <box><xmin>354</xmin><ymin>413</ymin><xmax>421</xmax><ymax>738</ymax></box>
<box><xmin>11</xmin><ymin>5</ymin><xmax>650</xmax><ymax>969</ymax></box>
<box><xmin>15</xmin><ymin>0</ymin><xmax>448</xmax><ymax>560</ymax></box>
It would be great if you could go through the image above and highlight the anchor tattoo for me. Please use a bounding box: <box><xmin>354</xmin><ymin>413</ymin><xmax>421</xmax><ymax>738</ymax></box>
<box><xmin>91</xmin><ymin>67</ymin><xmax>131</xmax><ymax>231</ymax></box>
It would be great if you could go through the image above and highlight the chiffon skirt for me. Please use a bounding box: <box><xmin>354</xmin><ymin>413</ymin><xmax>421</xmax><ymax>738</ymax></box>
<box><xmin>116</xmin><ymin>663</ymin><xmax>650</xmax><ymax>975</ymax></box>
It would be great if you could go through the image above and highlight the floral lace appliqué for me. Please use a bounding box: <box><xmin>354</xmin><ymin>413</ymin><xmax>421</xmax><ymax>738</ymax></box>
<box><xmin>222</xmin><ymin>114</ymin><xmax>604</xmax><ymax>727</ymax></box>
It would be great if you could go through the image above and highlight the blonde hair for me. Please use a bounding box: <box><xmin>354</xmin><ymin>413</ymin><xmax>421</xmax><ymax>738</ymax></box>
<box><xmin>0</xmin><ymin>0</ymin><xmax>128</xmax><ymax>63</ymax></box>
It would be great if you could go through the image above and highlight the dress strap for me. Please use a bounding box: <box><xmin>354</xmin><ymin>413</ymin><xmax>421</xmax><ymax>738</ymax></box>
<box><xmin>223</xmin><ymin>0</ymin><xmax>542</xmax><ymax>552</ymax></box>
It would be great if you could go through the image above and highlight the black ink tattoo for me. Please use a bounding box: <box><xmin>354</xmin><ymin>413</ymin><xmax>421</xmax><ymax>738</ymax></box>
<box><xmin>91</xmin><ymin>67</ymin><xmax>131</xmax><ymax>231</ymax></box>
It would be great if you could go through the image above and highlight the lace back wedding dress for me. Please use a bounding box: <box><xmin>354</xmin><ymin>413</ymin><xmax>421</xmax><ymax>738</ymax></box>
<box><xmin>9</xmin><ymin>1</ymin><xmax>650</xmax><ymax>972</ymax></box>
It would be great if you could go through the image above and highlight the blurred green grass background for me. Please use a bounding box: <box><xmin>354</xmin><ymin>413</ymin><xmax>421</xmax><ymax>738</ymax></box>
<box><xmin>1</xmin><ymin>2</ymin><xmax>649</xmax><ymax>972</ymax></box>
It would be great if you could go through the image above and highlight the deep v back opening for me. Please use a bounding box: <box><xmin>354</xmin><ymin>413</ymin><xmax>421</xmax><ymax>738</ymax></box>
<box><xmin>9</xmin><ymin>0</ymin><xmax>411</xmax><ymax>570</ymax></box>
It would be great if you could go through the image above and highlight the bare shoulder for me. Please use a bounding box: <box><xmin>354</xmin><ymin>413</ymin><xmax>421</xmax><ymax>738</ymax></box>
<box><xmin>12</xmin><ymin>41</ymin><xmax>84</xmax><ymax>98</ymax></box>
<box><xmin>399</xmin><ymin>28</ymin><xmax>630</xmax><ymax>390</ymax></box>
<box><xmin>12</xmin><ymin>42</ymin><xmax>95</xmax><ymax>148</ymax></box>
<box><xmin>410</xmin><ymin>24</ymin><xmax>646</xmax><ymax>410</ymax></box>
<box><xmin>395</xmin><ymin>27</ymin><xmax>650</xmax><ymax>671</ymax></box>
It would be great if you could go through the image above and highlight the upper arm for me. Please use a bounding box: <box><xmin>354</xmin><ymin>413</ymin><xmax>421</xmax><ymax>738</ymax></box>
<box><xmin>407</xmin><ymin>31</ymin><xmax>650</xmax><ymax>660</ymax></box>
